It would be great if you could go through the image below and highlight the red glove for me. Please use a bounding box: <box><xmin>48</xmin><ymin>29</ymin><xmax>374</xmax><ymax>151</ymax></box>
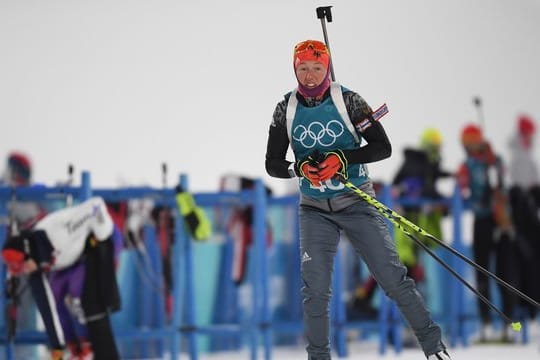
<box><xmin>318</xmin><ymin>150</ymin><xmax>348</xmax><ymax>182</ymax></box>
<box><xmin>298</xmin><ymin>159</ymin><xmax>321</xmax><ymax>187</ymax></box>
<box><xmin>2</xmin><ymin>249</ymin><xmax>25</xmax><ymax>275</ymax></box>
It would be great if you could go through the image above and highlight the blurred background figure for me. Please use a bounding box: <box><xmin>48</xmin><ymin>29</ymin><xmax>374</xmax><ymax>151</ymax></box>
<box><xmin>2</xmin><ymin>151</ymin><xmax>32</xmax><ymax>186</ymax></box>
<box><xmin>391</xmin><ymin>128</ymin><xmax>453</xmax><ymax>284</ymax></box>
<box><xmin>1</xmin><ymin>196</ymin><xmax>121</xmax><ymax>360</ymax></box>
<box><xmin>457</xmin><ymin>124</ymin><xmax>519</xmax><ymax>343</ymax></box>
<box><xmin>1</xmin><ymin>151</ymin><xmax>47</xmax><ymax>359</ymax></box>
<box><xmin>349</xmin><ymin>128</ymin><xmax>452</xmax><ymax>342</ymax></box>
<box><xmin>509</xmin><ymin>114</ymin><xmax>538</xmax><ymax>190</ymax></box>
<box><xmin>1</xmin><ymin>151</ymin><xmax>47</xmax><ymax>229</ymax></box>
<box><xmin>507</xmin><ymin>114</ymin><xmax>540</xmax><ymax>320</ymax></box>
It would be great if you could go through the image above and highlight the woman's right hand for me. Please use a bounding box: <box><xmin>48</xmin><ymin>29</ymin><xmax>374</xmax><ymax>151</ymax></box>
<box><xmin>298</xmin><ymin>159</ymin><xmax>321</xmax><ymax>187</ymax></box>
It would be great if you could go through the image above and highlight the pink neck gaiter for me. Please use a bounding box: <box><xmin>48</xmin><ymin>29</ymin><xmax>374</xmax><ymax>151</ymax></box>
<box><xmin>297</xmin><ymin>75</ymin><xmax>331</xmax><ymax>98</ymax></box>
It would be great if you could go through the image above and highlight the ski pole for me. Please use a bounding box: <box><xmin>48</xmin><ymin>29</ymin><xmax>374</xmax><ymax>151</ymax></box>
<box><xmin>391</xmin><ymin>208</ymin><xmax>519</xmax><ymax>328</ymax></box>
<box><xmin>316</xmin><ymin>6</ymin><xmax>336</xmax><ymax>81</ymax></box>
<box><xmin>335</xmin><ymin>175</ymin><xmax>540</xmax><ymax>316</ymax></box>
<box><xmin>336</xmin><ymin>176</ymin><xmax>522</xmax><ymax>329</ymax></box>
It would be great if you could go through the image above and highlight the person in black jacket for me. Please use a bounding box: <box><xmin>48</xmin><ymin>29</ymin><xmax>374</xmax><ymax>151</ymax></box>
<box><xmin>391</xmin><ymin>128</ymin><xmax>453</xmax><ymax>274</ymax></box>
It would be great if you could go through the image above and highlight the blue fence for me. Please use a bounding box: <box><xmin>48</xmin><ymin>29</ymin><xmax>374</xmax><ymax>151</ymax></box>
<box><xmin>0</xmin><ymin>172</ymin><xmax>532</xmax><ymax>359</ymax></box>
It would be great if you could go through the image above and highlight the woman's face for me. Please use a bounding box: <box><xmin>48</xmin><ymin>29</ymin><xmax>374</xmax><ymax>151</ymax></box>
<box><xmin>295</xmin><ymin>60</ymin><xmax>328</xmax><ymax>88</ymax></box>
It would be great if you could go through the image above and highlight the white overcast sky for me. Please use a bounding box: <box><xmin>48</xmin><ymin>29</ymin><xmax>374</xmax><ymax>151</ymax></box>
<box><xmin>1</xmin><ymin>0</ymin><xmax>539</xmax><ymax>195</ymax></box>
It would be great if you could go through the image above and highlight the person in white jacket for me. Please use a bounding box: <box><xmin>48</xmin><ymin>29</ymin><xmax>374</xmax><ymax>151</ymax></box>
<box><xmin>509</xmin><ymin>114</ymin><xmax>538</xmax><ymax>190</ymax></box>
<box><xmin>508</xmin><ymin>114</ymin><xmax>540</xmax><ymax>321</ymax></box>
<box><xmin>2</xmin><ymin>196</ymin><xmax>121</xmax><ymax>360</ymax></box>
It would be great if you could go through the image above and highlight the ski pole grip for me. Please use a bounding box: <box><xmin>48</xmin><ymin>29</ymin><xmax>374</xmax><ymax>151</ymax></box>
<box><xmin>316</xmin><ymin>6</ymin><xmax>333</xmax><ymax>22</ymax></box>
<box><xmin>335</xmin><ymin>174</ymin><xmax>347</xmax><ymax>184</ymax></box>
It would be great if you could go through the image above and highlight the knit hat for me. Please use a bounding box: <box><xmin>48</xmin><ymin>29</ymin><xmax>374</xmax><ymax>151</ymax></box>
<box><xmin>461</xmin><ymin>124</ymin><xmax>483</xmax><ymax>146</ymax></box>
<box><xmin>293</xmin><ymin>40</ymin><xmax>330</xmax><ymax>70</ymax></box>
<box><xmin>6</xmin><ymin>151</ymin><xmax>32</xmax><ymax>186</ymax></box>
<box><xmin>518</xmin><ymin>114</ymin><xmax>535</xmax><ymax>136</ymax></box>
<box><xmin>420</xmin><ymin>128</ymin><xmax>443</xmax><ymax>148</ymax></box>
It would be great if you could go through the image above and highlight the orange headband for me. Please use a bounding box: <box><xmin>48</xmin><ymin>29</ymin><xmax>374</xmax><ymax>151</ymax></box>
<box><xmin>293</xmin><ymin>40</ymin><xmax>330</xmax><ymax>69</ymax></box>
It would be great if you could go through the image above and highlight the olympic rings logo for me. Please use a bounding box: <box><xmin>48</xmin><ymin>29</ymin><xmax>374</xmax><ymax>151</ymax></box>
<box><xmin>292</xmin><ymin>120</ymin><xmax>344</xmax><ymax>148</ymax></box>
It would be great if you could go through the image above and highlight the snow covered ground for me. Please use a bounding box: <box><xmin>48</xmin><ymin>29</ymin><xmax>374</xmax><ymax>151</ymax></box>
<box><xmin>168</xmin><ymin>320</ymin><xmax>540</xmax><ymax>359</ymax></box>
<box><xmin>172</xmin><ymin>337</ymin><xmax>539</xmax><ymax>360</ymax></box>
<box><xmin>178</xmin><ymin>340</ymin><xmax>539</xmax><ymax>360</ymax></box>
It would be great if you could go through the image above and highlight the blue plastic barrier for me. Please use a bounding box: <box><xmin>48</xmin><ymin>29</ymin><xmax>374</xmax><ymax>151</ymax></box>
<box><xmin>0</xmin><ymin>172</ymin><xmax>186</xmax><ymax>359</ymax></box>
<box><xmin>183</xmin><ymin>178</ymin><xmax>272</xmax><ymax>360</ymax></box>
<box><xmin>1</xmin><ymin>173</ymin><xmax>531</xmax><ymax>360</ymax></box>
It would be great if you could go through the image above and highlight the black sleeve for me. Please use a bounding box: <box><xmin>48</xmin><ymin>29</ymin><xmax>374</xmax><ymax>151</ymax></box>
<box><xmin>28</xmin><ymin>230</ymin><xmax>54</xmax><ymax>269</ymax></box>
<box><xmin>340</xmin><ymin>91</ymin><xmax>392</xmax><ymax>164</ymax></box>
<box><xmin>265</xmin><ymin>99</ymin><xmax>296</xmax><ymax>178</ymax></box>
<box><xmin>393</xmin><ymin>163</ymin><xmax>407</xmax><ymax>186</ymax></box>
<box><xmin>392</xmin><ymin>148</ymin><xmax>427</xmax><ymax>185</ymax></box>
<box><xmin>436</xmin><ymin>167</ymin><xmax>454</xmax><ymax>179</ymax></box>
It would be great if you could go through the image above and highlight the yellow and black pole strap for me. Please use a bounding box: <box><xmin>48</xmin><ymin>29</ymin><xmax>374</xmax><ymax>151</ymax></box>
<box><xmin>175</xmin><ymin>188</ymin><xmax>211</xmax><ymax>241</ymax></box>
<box><xmin>336</xmin><ymin>175</ymin><xmax>539</xmax><ymax>330</ymax></box>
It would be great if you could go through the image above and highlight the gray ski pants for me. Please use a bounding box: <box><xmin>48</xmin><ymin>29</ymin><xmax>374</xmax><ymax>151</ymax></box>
<box><xmin>299</xmin><ymin>196</ymin><xmax>444</xmax><ymax>359</ymax></box>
